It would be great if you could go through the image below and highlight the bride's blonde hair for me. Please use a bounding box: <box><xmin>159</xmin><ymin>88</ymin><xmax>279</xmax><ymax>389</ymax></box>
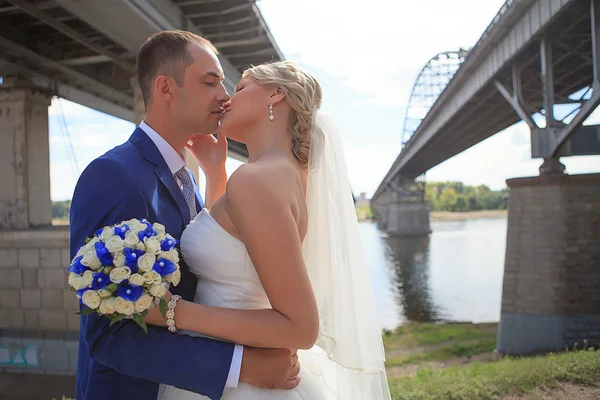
<box><xmin>243</xmin><ymin>61</ymin><xmax>323</xmax><ymax>167</ymax></box>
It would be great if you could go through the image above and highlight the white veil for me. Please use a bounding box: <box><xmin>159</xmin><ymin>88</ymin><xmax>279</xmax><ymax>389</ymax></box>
<box><xmin>302</xmin><ymin>108</ymin><xmax>391</xmax><ymax>399</ymax></box>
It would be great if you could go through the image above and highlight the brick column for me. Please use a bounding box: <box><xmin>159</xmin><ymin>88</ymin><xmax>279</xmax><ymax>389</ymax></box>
<box><xmin>0</xmin><ymin>78</ymin><xmax>53</xmax><ymax>228</ymax></box>
<box><xmin>498</xmin><ymin>166</ymin><xmax>600</xmax><ymax>354</ymax></box>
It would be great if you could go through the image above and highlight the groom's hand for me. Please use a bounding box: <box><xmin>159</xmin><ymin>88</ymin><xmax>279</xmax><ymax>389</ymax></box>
<box><xmin>239</xmin><ymin>347</ymin><xmax>301</xmax><ymax>390</ymax></box>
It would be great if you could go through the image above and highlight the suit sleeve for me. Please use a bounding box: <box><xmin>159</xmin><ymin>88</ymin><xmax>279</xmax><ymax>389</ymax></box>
<box><xmin>69</xmin><ymin>157</ymin><xmax>234</xmax><ymax>399</ymax></box>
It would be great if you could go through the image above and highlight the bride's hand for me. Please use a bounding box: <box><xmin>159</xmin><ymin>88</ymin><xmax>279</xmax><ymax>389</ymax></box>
<box><xmin>186</xmin><ymin>133</ymin><xmax>228</xmax><ymax>177</ymax></box>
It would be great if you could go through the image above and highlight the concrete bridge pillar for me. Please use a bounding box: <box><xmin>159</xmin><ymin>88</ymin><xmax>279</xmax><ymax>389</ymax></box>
<box><xmin>498</xmin><ymin>160</ymin><xmax>600</xmax><ymax>354</ymax></box>
<box><xmin>387</xmin><ymin>200</ymin><xmax>431</xmax><ymax>236</ymax></box>
<box><xmin>0</xmin><ymin>77</ymin><xmax>52</xmax><ymax>229</ymax></box>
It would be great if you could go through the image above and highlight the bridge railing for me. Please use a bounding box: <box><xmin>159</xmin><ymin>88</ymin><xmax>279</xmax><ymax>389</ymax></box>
<box><xmin>468</xmin><ymin>0</ymin><xmax>517</xmax><ymax>58</ymax></box>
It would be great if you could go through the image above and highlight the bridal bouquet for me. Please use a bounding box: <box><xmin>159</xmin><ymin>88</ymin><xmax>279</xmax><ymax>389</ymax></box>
<box><xmin>68</xmin><ymin>218</ymin><xmax>181</xmax><ymax>332</ymax></box>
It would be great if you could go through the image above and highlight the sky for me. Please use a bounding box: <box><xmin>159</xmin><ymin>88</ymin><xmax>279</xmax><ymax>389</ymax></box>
<box><xmin>47</xmin><ymin>0</ymin><xmax>600</xmax><ymax>201</ymax></box>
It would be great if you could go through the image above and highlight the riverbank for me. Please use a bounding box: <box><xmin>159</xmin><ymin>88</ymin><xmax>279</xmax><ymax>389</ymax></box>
<box><xmin>384</xmin><ymin>322</ymin><xmax>600</xmax><ymax>399</ymax></box>
<box><xmin>430</xmin><ymin>209</ymin><xmax>507</xmax><ymax>221</ymax></box>
<box><xmin>356</xmin><ymin>208</ymin><xmax>507</xmax><ymax>222</ymax></box>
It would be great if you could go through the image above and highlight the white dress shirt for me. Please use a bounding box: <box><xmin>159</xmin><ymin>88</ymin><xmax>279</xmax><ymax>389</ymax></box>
<box><xmin>139</xmin><ymin>121</ymin><xmax>243</xmax><ymax>388</ymax></box>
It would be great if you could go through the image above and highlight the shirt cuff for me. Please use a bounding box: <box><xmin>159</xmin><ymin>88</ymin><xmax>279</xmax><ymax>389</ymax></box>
<box><xmin>225</xmin><ymin>345</ymin><xmax>243</xmax><ymax>388</ymax></box>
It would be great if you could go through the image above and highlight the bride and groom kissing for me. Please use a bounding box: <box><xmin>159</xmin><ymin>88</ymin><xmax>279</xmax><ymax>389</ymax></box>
<box><xmin>70</xmin><ymin>29</ymin><xmax>391</xmax><ymax>399</ymax></box>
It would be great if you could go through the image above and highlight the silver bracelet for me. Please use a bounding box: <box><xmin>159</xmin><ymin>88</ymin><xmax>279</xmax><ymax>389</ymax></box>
<box><xmin>166</xmin><ymin>294</ymin><xmax>181</xmax><ymax>333</ymax></box>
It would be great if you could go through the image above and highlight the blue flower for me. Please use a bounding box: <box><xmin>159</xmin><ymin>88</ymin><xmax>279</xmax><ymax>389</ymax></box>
<box><xmin>124</xmin><ymin>248</ymin><xmax>145</xmax><ymax>273</ymax></box>
<box><xmin>94</xmin><ymin>228</ymin><xmax>104</xmax><ymax>238</ymax></box>
<box><xmin>90</xmin><ymin>272</ymin><xmax>110</xmax><ymax>290</ymax></box>
<box><xmin>68</xmin><ymin>256</ymin><xmax>90</xmax><ymax>275</ymax></box>
<box><xmin>114</xmin><ymin>224</ymin><xmax>130</xmax><ymax>240</ymax></box>
<box><xmin>95</xmin><ymin>242</ymin><xmax>114</xmax><ymax>266</ymax></box>
<box><xmin>137</xmin><ymin>225</ymin><xmax>157</xmax><ymax>242</ymax></box>
<box><xmin>153</xmin><ymin>258</ymin><xmax>177</xmax><ymax>276</ymax></box>
<box><xmin>160</xmin><ymin>237</ymin><xmax>179</xmax><ymax>251</ymax></box>
<box><xmin>116</xmin><ymin>283</ymin><xmax>143</xmax><ymax>302</ymax></box>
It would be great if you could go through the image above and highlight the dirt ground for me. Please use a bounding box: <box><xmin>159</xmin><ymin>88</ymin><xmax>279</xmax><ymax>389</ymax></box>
<box><xmin>501</xmin><ymin>383</ymin><xmax>600</xmax><ymax>399</ymax></box>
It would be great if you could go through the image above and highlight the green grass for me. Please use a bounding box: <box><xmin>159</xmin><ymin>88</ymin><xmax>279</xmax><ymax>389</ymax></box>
<box><xmin>356</xmin><ymin>205</ymin><xmax>374</xmax><ymax>221</ymax></box>
<box><xmin>386</xmin><ymin>337</ymin><xmax>497</xmax><ymax>367</ymax></box>
<box><xmin>389</xmin><ymin>348</ymin><xmax>600</xmax><ymax>400</ymax></box>
<box><xmin>383</xmin><ymin>322</ymin><xmax>497</xmax><ymax>352</ymax></box>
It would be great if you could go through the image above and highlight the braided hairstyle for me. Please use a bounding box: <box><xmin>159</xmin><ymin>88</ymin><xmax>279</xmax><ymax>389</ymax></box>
<box><xmin>243</xmin><ymin>61</ymin><xmax>323</xmax><ymax>167</ymax></box>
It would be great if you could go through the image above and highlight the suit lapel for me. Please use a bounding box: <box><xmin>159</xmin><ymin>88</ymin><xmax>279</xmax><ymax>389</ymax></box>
<box><xmin>129</xmin><ymin>128</ymin><xmax>190</xmax><ymax>226</ymax></box>
<box><xmin>155</xmin><ymin>164</ymin><xmax>191</xmax><ymax>226</ymax></box>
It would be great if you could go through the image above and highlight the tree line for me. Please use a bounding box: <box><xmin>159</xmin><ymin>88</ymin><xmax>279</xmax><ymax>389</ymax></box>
<box><xmin>52</xmin><ymin>200</ymin><xmax>71</xmax><ymax>221</ymax></box>
<box><xmin>425</xmin><ymin>181</ymin><xmax>507</xmax><ymax>212</ymax></box>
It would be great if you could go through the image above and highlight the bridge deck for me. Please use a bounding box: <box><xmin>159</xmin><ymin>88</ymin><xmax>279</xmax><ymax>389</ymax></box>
<box><xmin>374</xmin><ymin>0</ymin><xmax>590</xmax><ymax>199</ymax></box>
<box><xmin>0</xmin><ymin>0</ymin><xmax>283</xmax><ymax>158</ymax></box>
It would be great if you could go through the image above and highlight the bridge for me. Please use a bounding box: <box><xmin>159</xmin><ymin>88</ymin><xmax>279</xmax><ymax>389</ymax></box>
<box><xmin>0</xmin><ymin>0</ymin><xmax>281</xmax><ymax>376</ymax></box>
<box><xmin>373</xmin><ymin>0</ymin><xmax>600</xmax><ymax>355</ymax></box>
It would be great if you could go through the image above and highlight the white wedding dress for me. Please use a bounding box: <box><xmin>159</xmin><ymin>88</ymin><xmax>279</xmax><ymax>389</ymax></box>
<box><xmin>158</xmin><ymin>208</ymin><xmax>331</xmax><ymax>400</ymax></box>
<box><xmin>159</xmin><ymin>109</ymin><xmax>391</xmax><ymax>400</ymax></box>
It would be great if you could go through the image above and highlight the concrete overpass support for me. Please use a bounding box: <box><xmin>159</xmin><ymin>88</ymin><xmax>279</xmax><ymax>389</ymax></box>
<box><xmin>387</xmin><ymin>201</ymin><xmax>431</xmax><ymax>236</ymax></box>
<box><xmin>0</xmin><ymin>77</ymin><xmax>52</xmax><ymax>228</ymax></box>
<box><xmin>498</xmin><ymin>161</ymin><xmax>600</xmax><ymax>355</ymax></box>
<box><xmin>372</xmin><ymin>179</ymin><xmax>430</xmax><ymax>236</ymax></box>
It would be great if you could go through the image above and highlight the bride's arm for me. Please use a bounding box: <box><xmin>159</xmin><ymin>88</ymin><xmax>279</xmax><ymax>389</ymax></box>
<box><xmin>145</xmin><ymin>164</ymin><xmax>320</xmax><ymax>350</ymax></box>
<box><xmin>185</xmin><ymin>133</ymin><xmax>228</xmax><ymax>208</ymax></box>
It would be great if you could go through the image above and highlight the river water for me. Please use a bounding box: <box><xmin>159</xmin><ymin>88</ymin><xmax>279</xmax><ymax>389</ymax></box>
<box><xmin>361</xmin><ymin>217</ymin><xmax>508</xmax><ymax>330</ymax></box>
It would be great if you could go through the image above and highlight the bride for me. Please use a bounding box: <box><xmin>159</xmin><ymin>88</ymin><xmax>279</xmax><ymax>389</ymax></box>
<box><xmin>147</xmin><ymin>61</ymin><xmax>391</xmax><ymax>399</ymax></box>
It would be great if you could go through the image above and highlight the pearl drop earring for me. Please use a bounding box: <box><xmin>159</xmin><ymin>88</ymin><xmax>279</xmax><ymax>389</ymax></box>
<box><xmin>269</xmin><ymin>103</ymin><xmax>274</xmax><ymax>121</ymax></box>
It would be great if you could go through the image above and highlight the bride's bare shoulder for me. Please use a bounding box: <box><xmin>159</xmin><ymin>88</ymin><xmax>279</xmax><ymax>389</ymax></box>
<box><xmin>226</xmin><ymin>159</ymin><xmax>301</xmax><ymax>208</ymax></box>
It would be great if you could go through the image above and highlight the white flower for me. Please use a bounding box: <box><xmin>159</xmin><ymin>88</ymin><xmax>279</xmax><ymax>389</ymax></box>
<box><xmin>128</xmin><ymin>273</ymin><xmax>145</xmax><ymax>286</ymax></box>
<box><xmin>109</xmin><ymin>267</ymin><xmax>132</xmax><ymax>284</ymax></box>
<box><xmin>115</xmin><ymin>297</ymin><xmax>135</xmax><ymax>315</ymax></box>
<box><xmin>69</xmin><ymin>272</ymin><xmax>89</xmax><ymax>290</ymax></box>
<box><xmin>153</xmin><ymin>223</ymin><xmax>166</xmax><ymax>236</ymax></box>
<box><xmin>137</xmin><ymin>253</ymin><xmax>155</xmax><ymax>273</ymax></box>
<box><xmin>135</xmin><ymin>242</ymin><xmax>145</xmax><ymax>251</ymax></box>
<box><xmin>160</xmin><ymin>249</ymin><xmax>180</xmax><ymax>263</ymax></box>
<box><xmin>143</xmin><ymin>271</ymin><xmax>162</xmax><ymax>285</ymax></box>
<box><xmin>76</xmin><ymin>246</ymin><xmax>86</xmax><ymax>258</ymax></box>
<box><xmin>81</xmin><ymin>247</ymin><xmax>102</xmax><ymax>270</ymax></box>
<box><xmin>98</xmin><ymin>289</ymin><xmax>112</xmax><ymax>298</ymax></box>
<box><xmin>124</xmin><ymin>230</ymin><xmax>140</xmax><ymax>248</ymax></box>
<box><xmin>83</xmin><ymin>270</ymin><xmax>94</xmax><ymax>287</ymax></box>
<box><xmin>165</xmin><ymin>269</ymin><xmax>181</xmax><ymax>286</ymax></box>
<box><xmin>113</xmin><ymin>252</ymin><xmax>126</xmax><ymax>268</ymax></box>
<box><xmin>99</xmin><ymin>227</ymin><xmax>115</xmax><ymax>242</ymax></box>
<box><xmin>104</xmin><ymin>236</ymin><xmax>124</xmax><ymax>253</ymax></box>
<box><xmin>99</xmin><ymin>297</ymin><xmax>117</xmax><ymax>314</ymax></box>
<box><xmin>82</xmin><ymin>290</ymin><xmax>101</xmax><ymax>309</ymax></box>
<box><xmin>126</xmin><ymin>219</ymin><xmax>147</xmax><ymax>232</ymax></box>
<box><xmin>135</xmin><ymin>293</ymin><xmax>153</xmax><ymax>313</ymax></box>
<box><xmin>148</xmin><ymin>283</ymin><xmax>167</xmax><ymax>298</ymax></box>
<box><xmin>156</xmin><ymin>233</ymin><xmax>166</xmax><ymax>243</ymax></box>
<box><xmin>144</xmin><ymin>237</ymin><xmax>161</xmax><ymax>255</ymax></box>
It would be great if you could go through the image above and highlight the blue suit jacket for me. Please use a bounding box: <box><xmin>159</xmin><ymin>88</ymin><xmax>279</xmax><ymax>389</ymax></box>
<box><xmin>70</xmin><ymin>128</ymin><xmax>234</xmax><ymax>400</ymax></box>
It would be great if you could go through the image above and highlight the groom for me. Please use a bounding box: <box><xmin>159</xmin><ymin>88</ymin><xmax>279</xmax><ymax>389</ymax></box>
<box><xmin>70</xmin><ymin>30</ymin><xmax>300</xmax><ymax>400</ymax></box>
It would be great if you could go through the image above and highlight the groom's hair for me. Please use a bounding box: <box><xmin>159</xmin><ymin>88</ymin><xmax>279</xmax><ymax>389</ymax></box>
<box><xmin>137</xmin><ymin>30</ymin><xmax>218</xmax><ymax>108</ymax></box>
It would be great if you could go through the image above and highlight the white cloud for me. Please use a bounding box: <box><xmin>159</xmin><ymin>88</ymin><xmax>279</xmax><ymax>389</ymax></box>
<box><xmin>258</xmin><ymin>0</ymin><xmax>507</xmax><ymax>106</ymax></box>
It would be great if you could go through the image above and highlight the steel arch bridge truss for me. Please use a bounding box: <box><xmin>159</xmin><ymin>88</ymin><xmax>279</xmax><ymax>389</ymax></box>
<box><xmin>394</xmin><ymin>49</ymin><xmax>468</xmax><ymax>199</ymax></box>
<box><xmin>402</xmin><ymin>49</ymin><xmax>469</xmax><ymax>148</ymax></box>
